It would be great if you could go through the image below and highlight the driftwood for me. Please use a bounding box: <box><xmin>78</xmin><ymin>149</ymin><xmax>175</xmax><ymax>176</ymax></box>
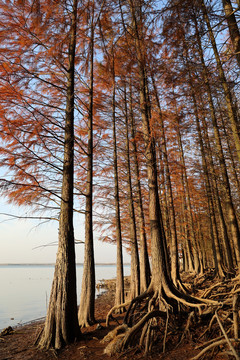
<box><xmin>0</xmin><ymin>326</ymin><xmax>14</xmax><ymax>337</ymax></box>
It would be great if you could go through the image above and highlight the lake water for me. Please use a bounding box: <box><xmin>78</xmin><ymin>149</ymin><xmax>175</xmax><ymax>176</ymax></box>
<box><xmin>0</xmin><ymin>264</ymin><xmax>130</xmax><ymax>331</ymax></box>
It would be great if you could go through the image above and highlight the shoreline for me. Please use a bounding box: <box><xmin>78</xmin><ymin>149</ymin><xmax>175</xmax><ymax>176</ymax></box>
<box><xmin>0</xmin><ymin>287</ymin><xmax>118</xmax><ymax>360</ymax></box>
<box><xmin>0</xmin><ymin>265</ymin><xmax>131</xmax><ymax>331</ymax></box>
<box><xmin>0</xmin><ymin>277</ymin><xmax>129</xmax><ymax>333</ymax></box>
<box><xmin>0</xmin><ymin>278</ymin><xmax>118</xmax><ymax>333</ymax></box>
<box><xmin>0</xmin><ymin>280</ymin><xmax>199</xmax><ymax>360</ymax></box>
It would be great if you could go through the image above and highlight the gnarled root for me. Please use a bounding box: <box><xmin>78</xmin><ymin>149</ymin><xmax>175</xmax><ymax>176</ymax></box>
<box><xmin>101</xmin><ymin>324</ymin><xmax>129</xmax><ymax>356</ymax></box>
<box><xmin>106</xmin><ymin>301</ymin><xmax>131</xmax><ymax>327</ymax></box>
<box><xmin>102</xmin><ymin>310</ymin><xmax>166</xmax><ymax>356</ymax></box>
<box><xmin>103</xmin><ymin>277</ymin><xmax>221</xmax><ymax>357</ymax></box>
<box><xmin>192</xmin><ymin>339</ymin><xmax>240</xmax><ymax>360</ymax></box>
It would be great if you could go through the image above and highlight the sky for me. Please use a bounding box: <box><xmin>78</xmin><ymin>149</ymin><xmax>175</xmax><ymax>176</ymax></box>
<box><xmin>0</xmin><ymin>198</ymin><xmax>131</xmax><ymax>264</ymax></box>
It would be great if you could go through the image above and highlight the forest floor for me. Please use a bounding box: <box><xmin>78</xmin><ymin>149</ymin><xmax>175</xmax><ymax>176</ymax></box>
<box><xmin>0</xmin><ymin>274</ymin><xmax>237</xmax><ymax>360</ymax></box>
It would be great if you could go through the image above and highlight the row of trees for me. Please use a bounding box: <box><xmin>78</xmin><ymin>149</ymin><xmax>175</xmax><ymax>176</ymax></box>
<box><xmin>0</xmin><ymin>0</ymin><xmax>239</xmax><ymax>351</ymax></box>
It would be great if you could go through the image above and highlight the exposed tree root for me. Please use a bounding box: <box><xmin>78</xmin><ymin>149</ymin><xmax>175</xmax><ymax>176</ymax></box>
<box><xmin>102</xmin><ymin>281</ymin><xmax>218</xmax><ymax>356</ymax></box>
<box><xmin>233</xmin><ymin>295</ymin><xmax>240</xmax><ymax>339</ymax></box>
<box><xmin>102</xmin><ymin>310</ymin><xmax>166</xmax><ymax>356</ymax></box>
<box><xmin>177</xmin><ymin>311</ymin><xmax>194</xmax><ymax>347</ymax></box>
<box><xmin>106</xmin><ymin>301</ymin><xmax>132</xmax><ymax>326</ymax></box>
<box><xmin>191</xmin><ymin>339</ymin><xmax>240</xmax><ymax>360</ymax></box>
<box><xmin>103</xmin><ymin>273</ymin><xmax>240</xmax><ymax>358</ymax></box>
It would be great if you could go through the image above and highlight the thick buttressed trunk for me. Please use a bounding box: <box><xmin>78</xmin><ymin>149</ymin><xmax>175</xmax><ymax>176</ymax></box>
<box><xmin>112</xmin><ymin>57</ymin><xmax>125</xmax><ymax>310</ymax></box>
<box><xmin>38</xmin><ymin>232</ymin><xmax>80</xmax><ymax>349</ymax></box>
<box><xmin>102</xmin><ymin>23</ymin><xmax>220</xmax><ymax>356</ymax></box>
<box><xmin>38</xmin><ymin>0</ymin><xmax>80</xmax><ymax>349</ymax></box>
<box><xmin>78</xmin><ymin>6</ymin><xmax>95</xmax><ymax>327</ymax></box>
<box><xmin>104</xmin><ymin>10</ymin><xmax>214</xmax><ymax>355</ymax></box>
<box><xmin>124</xmin><ymin>0</ymin><xmax>215</xmax><ymax>307</ymax></box>
<box><xmin>151</xmin><ymin>76</ymin><xmax>181</xmax><ymax>286</ymax></box>
<box><xmin>128</xmin><ymin>0</ymin><xmax>176</xmax><ymax>295</ymax></box>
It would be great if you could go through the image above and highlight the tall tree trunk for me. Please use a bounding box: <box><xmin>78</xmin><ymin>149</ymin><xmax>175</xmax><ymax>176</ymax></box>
<box><xmin>124</xmin><ymin>83</ymin><xmax>140</xmax><ymax>300</ymax></box>
<box><xmin>180</xmin><ymin>190</ymin><xmax>195</xmax><ymax>273</ymax></box>
<box><xmin>78</xmin><ymin>5</ymin><xmax>95</xmax><ymax>327</ymax></box>
<box><xmin>175</xmin><ymin>115</ymin><xmax>202</xmax><ymax>274</ymax></box>
<box><xmin>193</xmin><ymin>94</ymin><xmax>224</xmax><ymax>278</ymax></box>
<box><xmin>200</xmin><ymin>112</ymin><xmax>234</xmax><ymax>273</ymax></box>
<box><xmin>157</xmin><ymin>147</ymin><xmax>171</xmax><ymax>248</ymax></box>
<box><xmin>129</xmin><ymin>82</ymin><xmax>150</xmax><ymax>293</ymax></box>
<box><xmin>38</xmin><ymin>0</ymin><xmax>80</xmax><ymax>349</ymax></box>
<box><xmin>111</xmin><ymin>55</ymin><xmax>125</xmax><ymax>310</ymax></box>
<box><xmin>127</xmin><ymin>0</ymin><xmax>176</xmax><ymax>296</ymax></box>
<box><xmin>151</xmin><ymin>75</ymin><xmax>181</xmax><ymax>287</ymax></box>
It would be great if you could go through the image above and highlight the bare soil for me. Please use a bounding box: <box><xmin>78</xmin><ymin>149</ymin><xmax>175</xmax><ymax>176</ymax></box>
<box><xmin>0</xmin><ymin>281</ymin><xmax>231</xmax><ymax>360</ymax></box>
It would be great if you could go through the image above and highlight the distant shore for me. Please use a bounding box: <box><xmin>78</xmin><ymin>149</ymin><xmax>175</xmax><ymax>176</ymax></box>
<box><xmin>0</xmin><ymin>263</ymin><xmax>131</xmax><ymax>266</ymax></box>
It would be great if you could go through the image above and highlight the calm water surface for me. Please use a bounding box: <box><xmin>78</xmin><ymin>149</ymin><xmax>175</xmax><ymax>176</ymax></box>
<box><xmin>0</xmin><ymin>264</ymin><xmax>130</xmax><ymax>330</ymax></box>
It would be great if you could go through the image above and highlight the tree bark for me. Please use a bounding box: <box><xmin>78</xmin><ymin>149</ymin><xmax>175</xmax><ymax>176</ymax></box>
<box><xmin>180</xmin><ymin>190</ymin><xmax>195</xmax><ymax>273</ymax></box>
<box><xmin>127</xmin><ymin>0</ymin><xmax>174</xmax><ymax>293</ymax></box>
<box><xmin>123</xmin><ymin>82</ymin><xmax>140</xmax><ymax>300</ymax></box>
<box><xmin>38</xmin><ymin>0</ymin><xmax>80</xmax><ymax>349</ymax></box>
<box><xmin>222</xmin><ymin>0</ymin><xmax>240</xmax><ymax>68</ymax></box>
<box><xmin>193</xmin><ymin>95</ymin><xmax>225</xmax><ymax>278</ymax></box>
<box><xmin>175</xmin><ymin>114</ymin><xmax>202</xmax><ymax>274</ymax></box>
<box><xmin>78</xmin><ymin>4</ymin><xmax>96</xmax><ymax>327</ymax></box>
<box><xmin>151</xmin><ymin>75</ymin><xmax>182</xmax><ymax>286</ymax></box>
<box><xmin>129</xmin><ymin>82</ymin><xmax>151</xmax><ymax>293</ymax></box>
<box><xmin>111</xmin><ymin>55</ymin><xmax>125</xmax><ymax>310</ymax></box>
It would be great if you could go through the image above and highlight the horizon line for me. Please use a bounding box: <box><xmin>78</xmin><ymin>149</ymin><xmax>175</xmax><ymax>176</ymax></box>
<box><xmin>0</xmin><ymin>262</ymin><xmax>131</xmax><ymax>266</ymax></box>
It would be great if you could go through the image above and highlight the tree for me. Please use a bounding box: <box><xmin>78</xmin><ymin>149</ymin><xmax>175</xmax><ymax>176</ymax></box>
<box><xmin>38</xmin><ymin>0</ymin><xmax>81</xmax><ymax>349</ymax></box>
<box><xmin>151</xmin><ymin>74</ymin><xmax>186</xmax><ymax>285</ymax></box>
<box><xmin>78</xmin><ymin>0</ymin><xmax>96</xmax><ymax>328</ymax></box>
<box><xmin>112</xmin><ymin>56</ymin><xmax>125</xmax><ymax>310</ymax></box>
<box><xmin>0</xmin><ymin>0</ymin><xmax>87</xmax><ymax>349</ymax></box>
<box><xmin>129</xmin><ymin>81</ymin><xmax>151</xmax><ymax>293</ymax></box>
<box><xmin>102</xmin><ymin>1</ymin><xmax>215</xmax><ymax>353</ymax></box>
<box><xmin>123</xmin><ymin>81</ymin><xmax>140</xmax><ymax>299</ymax></box>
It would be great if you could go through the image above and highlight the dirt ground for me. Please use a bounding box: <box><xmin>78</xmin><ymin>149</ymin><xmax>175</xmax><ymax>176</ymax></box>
<box><xmin>0</xmin><ymin>286</ymin><xmax>232</xmax><ymax>360</ymax></box>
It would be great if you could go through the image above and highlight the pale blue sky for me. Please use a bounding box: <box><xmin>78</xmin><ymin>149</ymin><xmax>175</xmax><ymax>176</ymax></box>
<box><xmin>0</xmin><ymin>198</ymin><xmax>131</xmax><ymax>264</ymax></box>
